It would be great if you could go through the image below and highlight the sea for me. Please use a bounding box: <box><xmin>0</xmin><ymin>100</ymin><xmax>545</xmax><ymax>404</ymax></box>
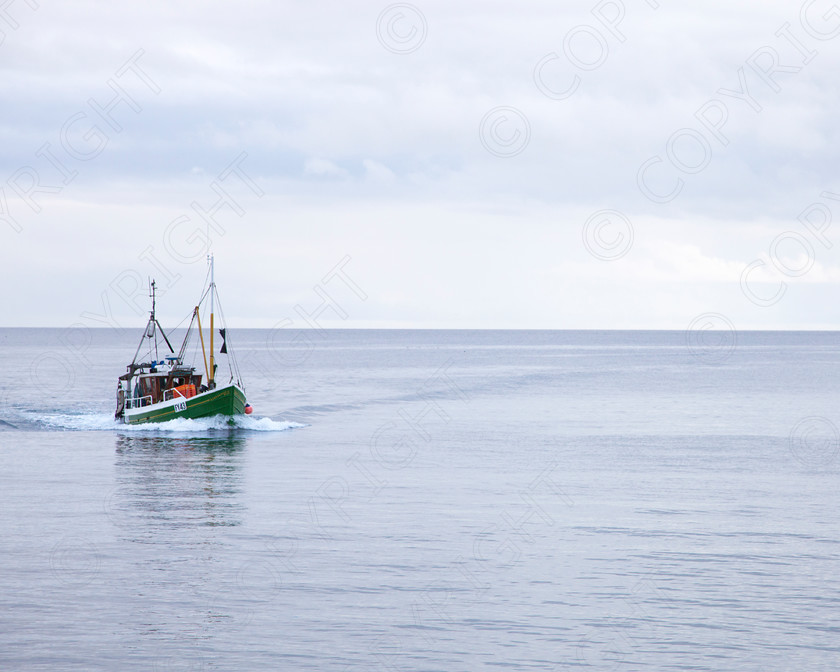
<box><xmin>1</xmin><ymin>327</ymin><xmax>839</xmax><ymax>671</ymax></box>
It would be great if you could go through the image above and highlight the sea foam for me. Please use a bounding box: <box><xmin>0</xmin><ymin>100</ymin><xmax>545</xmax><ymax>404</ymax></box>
<box><xmin>37</xmin><ymin>412</ymin><xmax>304</xmax><ymax>433</ymax></box>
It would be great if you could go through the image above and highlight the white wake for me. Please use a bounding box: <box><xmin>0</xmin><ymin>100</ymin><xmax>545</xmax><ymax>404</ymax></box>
<box><xmin>36</xmin><ymin>412</ymin><xmax>305</xmax><ymax>432</ymax></box>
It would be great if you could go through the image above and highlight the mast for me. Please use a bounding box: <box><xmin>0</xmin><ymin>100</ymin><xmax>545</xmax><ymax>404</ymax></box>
<box><xmin>150</xmin><ymin>280</ymin><xmax>156</xmax><ymax>322</ymax></box>
<box><xmin>209</xmin><ymin>254</ymin><xmax>215</xmax><ymax>387</ymax></box>
<box><xmin>195</xmin><ymin>306</ymin><xmax>210</xmax><ymax>382</ymax></box>
<box><xmin>149</xmin><ymin>280</ymin><xmax>158</xmax><ymax>360</ymax></box>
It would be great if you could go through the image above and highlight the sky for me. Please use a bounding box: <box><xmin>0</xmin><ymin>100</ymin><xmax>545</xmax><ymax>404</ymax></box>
<box><xmin>2</xmin><ymin>0</ymin><xmax>840</xmax><ymax>329</ymax></box>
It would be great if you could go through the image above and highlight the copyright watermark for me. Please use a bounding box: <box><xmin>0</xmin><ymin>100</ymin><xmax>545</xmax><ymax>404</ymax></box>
<box><xmin>582</xmin><ymin>209</ymin><xmax>634</xmax><ymax>261</ymax></box>
<box><xmin>789</xmin><ymin>416</ymin><xmax>840</xmax><ymax>468</ymax></box>
<box><xmin>479</xmin><ymin>106</ymin><xmax>530</xmax><ymax>158</ymax></box>
<box><xmin>685</xmin><ymin>313</ymin><xmax>737</xmax><ymax>365</ymax></box>
<box><xmin>376</xmin><ymin>3</ymin><xmax>427</xmax><ymax>54</ymax></box>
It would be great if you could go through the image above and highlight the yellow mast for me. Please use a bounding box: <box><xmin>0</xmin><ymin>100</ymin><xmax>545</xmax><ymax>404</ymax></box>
<box><xmin>209</xmin><ymin>254</ymin><xmax>215</xmax><ymax>387</ymax></box>
<box><xmin>195</xmin><ymin>306</ymin><xmax>210</xmax><ymax>383</ymax></box>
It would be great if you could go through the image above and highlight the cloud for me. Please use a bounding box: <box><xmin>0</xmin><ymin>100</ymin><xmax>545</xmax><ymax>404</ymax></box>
<box><xmin>303</xmin><ymin>157</ymin><xmax>348</xmax><ymax>179</ymax></box>
<box><xmin>2</xmin><ymin>1</ymin><xmax>840</xmax><ymax>326</ymax></box>
<box><xmin>362</xmin><ymin>159</ymin><xmax>395</xmax><ymax>184</ymax></box>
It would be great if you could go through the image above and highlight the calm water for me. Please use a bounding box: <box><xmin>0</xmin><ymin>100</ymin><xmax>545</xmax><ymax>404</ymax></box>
<box><xmin>1</xmin><ymin>328</ymin><xmax>840</xmax><ymax>671</ymax></box>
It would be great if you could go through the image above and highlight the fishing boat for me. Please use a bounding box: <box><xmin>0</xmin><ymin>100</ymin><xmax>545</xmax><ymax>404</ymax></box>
<box><xmin>114</xmin><ymin>255</ymin><xmax>251</xmax><ymax>425</ymax></box>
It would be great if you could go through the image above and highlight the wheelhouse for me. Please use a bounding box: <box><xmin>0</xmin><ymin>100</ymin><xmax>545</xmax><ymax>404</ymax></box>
<box><xmin>117</xmin><ymin>357</ymin><xmax>207</xmax><ymax>414</ymax></box>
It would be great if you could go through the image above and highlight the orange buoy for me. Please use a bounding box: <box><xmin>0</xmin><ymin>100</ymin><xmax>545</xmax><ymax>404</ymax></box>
<box><xmin>244</xmin><ymin>404</ymin><xmax>253</xmax><ymax>415</ymax></box>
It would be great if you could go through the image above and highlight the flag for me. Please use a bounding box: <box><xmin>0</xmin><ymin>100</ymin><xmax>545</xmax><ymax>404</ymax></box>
<box><xmin>219</xmin><ymin>328</ymin><xmax>227</xmax><ymax>354</ymax></box>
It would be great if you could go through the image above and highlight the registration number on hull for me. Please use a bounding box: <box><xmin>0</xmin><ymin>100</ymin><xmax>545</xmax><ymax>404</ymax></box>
<box><xmin>174</xmin><ymin>401</ymin><xmax>187</xmax><ymax>412</ymax></box>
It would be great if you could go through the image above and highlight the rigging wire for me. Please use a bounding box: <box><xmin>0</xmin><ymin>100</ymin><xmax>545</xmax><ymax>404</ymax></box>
<box><xmin>215</xmin><ymin>291</ymin><xmax>244</xmax><ymax>389</ymax></box>
<box><xmin>126</xmin><ymin>259</ymin><xmax>244</xmax><ymax>393</ymax></box>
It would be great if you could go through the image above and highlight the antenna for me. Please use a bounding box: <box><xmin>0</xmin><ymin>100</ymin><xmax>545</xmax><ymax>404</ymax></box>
<box><xmin>145</xmin><ymin>279</ymin><xmax>157</xmax><ymax>340</ymax></box>
<box><xmin>140</xmin><ymin>279</ymin><xmax>159</xmax><ymax>359</ymax></box>
<box><xmin>150</xmin><ymin>279</ymin><xmax>156</xmax><ymax>321</ymax></box>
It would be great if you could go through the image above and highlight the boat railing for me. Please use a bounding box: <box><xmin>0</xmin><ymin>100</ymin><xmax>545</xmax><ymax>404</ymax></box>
<box><xmin>163</xmin><ymin>388</ymin><xmax>187</xmax><ymax>402</ymax></box>
<box><xmin>125</xmin><ymin>395</ymin><xmax>153</xmax><ymax>409</ymax></box>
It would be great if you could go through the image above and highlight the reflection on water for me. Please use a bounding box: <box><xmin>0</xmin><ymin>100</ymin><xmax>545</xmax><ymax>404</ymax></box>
<box><xmin>108</xmin><ymin>434</ymin><xmax>252</xmax><ymax>652</ymax></box>
<box><xmin>109</xmin><ymin>434</ymin><xmax>248</xmax><ymax>532</ymax></box>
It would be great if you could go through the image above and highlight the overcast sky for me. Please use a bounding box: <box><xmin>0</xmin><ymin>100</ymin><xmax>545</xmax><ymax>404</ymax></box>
<box><xmin>2</xmin><ymin>0</ymin><xmax>840</xmax><ymax>329</ymax></box>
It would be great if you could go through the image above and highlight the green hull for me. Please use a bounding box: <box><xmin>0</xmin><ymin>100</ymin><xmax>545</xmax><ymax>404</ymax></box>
<box><xmin>124</xmin><ymin>383</ymin><xmax>247</xmax><ymax>425</ymax></box>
